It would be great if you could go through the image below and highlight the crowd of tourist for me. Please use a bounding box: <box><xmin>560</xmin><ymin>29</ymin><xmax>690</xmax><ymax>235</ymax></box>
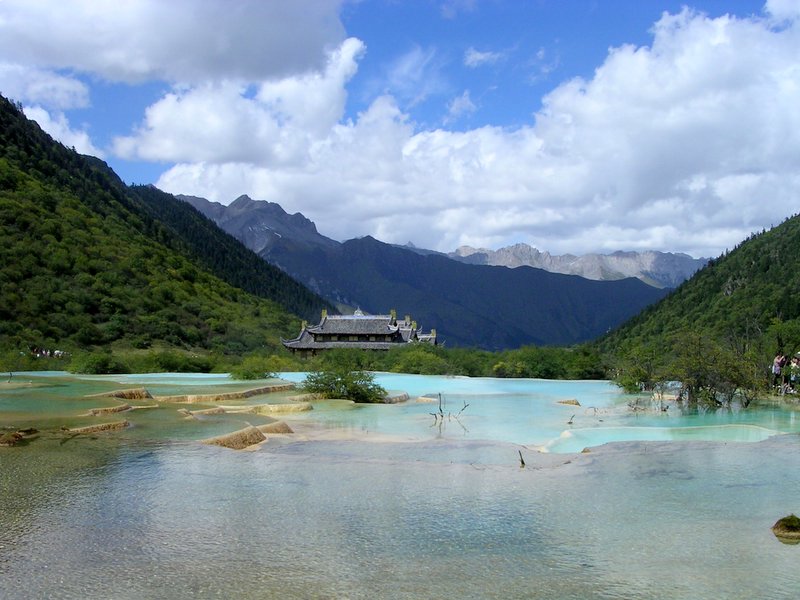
<box><xmin>772</xmin><ymin>351</ymin><xmax>800</xmax><ymax>394</ymax></box>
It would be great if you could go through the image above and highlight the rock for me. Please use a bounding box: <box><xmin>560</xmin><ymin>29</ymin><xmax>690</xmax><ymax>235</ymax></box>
<box><xmin>201</xmin><ymin>426</ymin><xmax>266</xmax><ymax>450</ymax></box>
<box><xmin>155</xmin><ymin>384</ymin><xmax>296</xmax><ymax>404</ymax></box>
<box><xmin>0</xmin><ymin>431</ymin><xmax>24</xmax><ymax>447</ymax></box>
<box><xmin>772</xmin><ymin>514</ymin><xmax>800</xmax><ymax>545</ymax></box>
<box><xmin>226</xmin><ymin>402</ymin><xmax>313</xmax><ymax>414</ymax></box>
<box><xmin>189</xmin><ymin>407</ymin><xmax>226</xmax><ymax>416</ymax></box>
<box><xmin>88</xmin><ymin>403</ymin><xmax>132</xmax><ymax>416</ymax></box>
<box><xmin>87</xmin><ymin>388</ymin><xmax>152</xmax><ymax>400</ymax></box>
<box><xmin>383</xmin><ymin>392</ymin><xmax>409</xmax><ymax>404</ymax></box>
<box><xmin>258</xmin><ymin>421</ymin><xmax>294</xmax><ymax>434</ymax></box>
<box><xmin>68</xmin><ymin>420</ymin><xmax>130</xmax><ymax>434</ymax></box>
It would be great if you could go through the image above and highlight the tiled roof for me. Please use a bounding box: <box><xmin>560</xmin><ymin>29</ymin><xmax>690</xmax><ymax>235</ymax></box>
<box><xmin>307</xmin><ymin>314</ymin><xmax>398</xmax><ymax>335</ymax></box>
<box><xmin>281</xmin><ymin>310</ymin><xmax>436</xmax><ymax>352</ymax></box>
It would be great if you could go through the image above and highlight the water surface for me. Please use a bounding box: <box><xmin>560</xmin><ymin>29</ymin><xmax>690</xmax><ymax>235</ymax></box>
<box><xmin>2</xmin><ymin>372</ymin><xmax>799</xmax><ymax>599</ymax></box>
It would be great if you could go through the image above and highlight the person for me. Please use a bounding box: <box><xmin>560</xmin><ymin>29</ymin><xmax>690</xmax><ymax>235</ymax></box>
<box><xmin>772</xmin><ymin>352</ymin><xmax>787</xmax><ymax>390</ymax></box>
<box><xmin>789</xmin><ymin>354</ymin><xmax>800</xmax><ymax>394</ymax></box>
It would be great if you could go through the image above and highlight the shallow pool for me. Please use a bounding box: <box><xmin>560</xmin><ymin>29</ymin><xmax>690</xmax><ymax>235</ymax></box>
<box><xmin>2</xmin><ymin>372</ymin><xmax>800</xmax><ymax>599</ymax></box>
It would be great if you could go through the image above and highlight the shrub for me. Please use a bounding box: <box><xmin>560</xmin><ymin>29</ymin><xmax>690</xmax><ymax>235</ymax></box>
<box><xmin>302</xmin><ymin>369</ymin><xmax>386</xmax><ymax>403</ymax></box>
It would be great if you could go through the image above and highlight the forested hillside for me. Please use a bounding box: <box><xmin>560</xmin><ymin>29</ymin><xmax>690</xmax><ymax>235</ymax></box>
<box><xmin>0</xmin><ymin>94</ymin><xmax>331</xmax><ymax>360</ymax></box>
<box><xmin>600</xmin><ymin>215</ymin><xmax>800</xmax><ymax>397</ymax></box>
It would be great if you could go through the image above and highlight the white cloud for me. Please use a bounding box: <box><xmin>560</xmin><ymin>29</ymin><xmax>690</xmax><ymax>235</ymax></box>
<box><xmin>444</xmin><ymin>90</ymin><xmax>477</xmax><ymax>123</ymax></box>
<box><xmin>464</xmin><ymin>47</ymin><xmax>504</xmax><ymax>68</ymax></box>
<box><xmin>151</xmin><ymin>7</ymin><xmax>800</xmax><ymax>259</ymax></box>
<box><xmin>0</xmin><ymin>63</ymin><xmax>89</xmax><ymax>109</ymax></box>
<box><xmin>23</xmin><ymin>106</ymin><xmax>105</xmax><ymax>157</ymax></box>
<box><xmin>0</xmin><ymin>0</ymin><xmax>345</xmax><ymax>84</ymax></box>
<box><xmin>383</xmin><ymin>46</ymin><xmax>449</xmax><ymax>108</ymax></box>
<box><xmin>766</xmin><ymin>0</ymin><xmax>800</xmax><ymax>21</ymax></box>
<box><xmin>440</xmin><ymin>0</ymin><xmax>478</xmax><ymax>20</ymax></box>
<box><xmin>114</xmin><ymin>38</ymin><xmax>365</xmax><ymax>165</ymax></box>
<box><xmin>5</xmin><ymin>1</ymin><xmax>800</xmax><ymax>259</ymax></box>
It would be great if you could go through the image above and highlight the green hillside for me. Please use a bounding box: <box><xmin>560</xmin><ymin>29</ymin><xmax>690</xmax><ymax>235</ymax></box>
<box><xmin>0</xmin><ymin>95</ymin><xmax>331</xmax><ymax>366</ymax></box>
<box><xmin>599</xmin><ymin>215</ymin><xmax>800</xmax><ymax>399</ymax></box>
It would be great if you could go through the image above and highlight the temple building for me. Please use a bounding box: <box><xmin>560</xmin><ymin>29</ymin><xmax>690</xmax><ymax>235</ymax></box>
<box><xmin>281</xmin><ymin>309</ymin><xmax>437</xmax><ymax>357</ymax></box>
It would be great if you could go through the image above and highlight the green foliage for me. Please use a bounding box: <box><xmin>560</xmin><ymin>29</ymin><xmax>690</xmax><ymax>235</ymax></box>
<box><xmin>229</xmin><ymin>354</ymin><xmax>290</xmax><ymax>380</ymax></box>
<box><xmin>69</xmin><ymin>350</ymin><xmax>129</xmax><ymax>374</ymax></box>
<box><xmin>385</xmin><ymin>345</ymin><xmax>452</xmax><ymax>375</ymax></box>
<box><xmin>0</xmin><ymin>94</ymin><xmax>319</xmax><ymax>358</ymax></box>
<box><xmin>302</xmin><ymin>369</ymin><xmax>387</xmax><ymax>403</ymax></box>
<box><xmin>598</xmin><ymin>214</ymin><xmax>800</xmax><ymax>402</ymax></box>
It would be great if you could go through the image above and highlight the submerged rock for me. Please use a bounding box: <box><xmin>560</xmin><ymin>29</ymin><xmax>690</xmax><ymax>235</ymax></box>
<box><xmin>772</xmin><ymin>514</ymin><xmax>800</xmax><ymax>545</ymax></box>
<box><xmin>558</xmin><ymin>399</ymin><xmax>581</xmax><ymax>406</ymax></box>
<box><xmin>383</xmin><ymin>392</ymin><xmax>410</xmax><ymax>404</ymax></box>
<box><xmin>0</xmin><ymin>431</ymin><xmax>23</xmax><ymax>446</ymax></box>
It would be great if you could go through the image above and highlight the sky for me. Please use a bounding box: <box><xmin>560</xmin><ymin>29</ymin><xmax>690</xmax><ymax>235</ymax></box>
<box><xmin>2</xmin><ymin>0</ymin><xmax>799</xmax><ymax>259</ymax></box>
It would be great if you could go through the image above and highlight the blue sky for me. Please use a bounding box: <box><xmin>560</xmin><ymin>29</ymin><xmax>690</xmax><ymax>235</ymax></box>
<box><xmin>1</xmin><ymin>0</ymin><xmax>798</xmax><ymax>258</ymax></box>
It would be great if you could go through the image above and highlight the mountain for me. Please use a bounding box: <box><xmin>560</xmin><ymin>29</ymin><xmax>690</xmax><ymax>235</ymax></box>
<box><xmin>178</xmin><ymin>194</ymin><xmax>338</xmax><ymax>255</ymax></box>
<box><xmin>175</xmin><ymin>195</ymin><xmax>669</xmax><ymax>348</ymax></box>
<box><xmin>0</xmin><ymin>95</ymin><xmax>331</xmax><ymax>354</ymax></box>
<box><xmin>598</xmin><ymin>215</ymin><xmax>800</xmax><ymax>356</ymax></box>
<box><xmin>450</xmin><ymin>243</ymin><xmax>707</xmax><ymax>288</ymax></box>
<box><xmin>267</xmin><ymin>235</ymin><xmax>668</xmax><ymax>348</ymax></box>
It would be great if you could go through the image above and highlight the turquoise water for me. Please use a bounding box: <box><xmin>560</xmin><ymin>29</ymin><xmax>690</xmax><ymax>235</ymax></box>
<box><xmin>2</xmin><ymin>372</ymin><xmax>800</xmax><ymax>599</ymax></box>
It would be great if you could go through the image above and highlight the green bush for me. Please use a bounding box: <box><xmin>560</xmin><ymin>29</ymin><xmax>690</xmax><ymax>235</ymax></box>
<box><xmin>69</xmin><ymin>350</ymin><xmax>129</xmax><ymax>374</ymax></box>
<box><xmin>230</xmin><ymin>355</ymin><xmax>278</xmax><ymax>380</ymax></box>
<box><xmin>302</xmin><ymin>369</ymin><xmax>386</xmax><ymax>403</ymax></box>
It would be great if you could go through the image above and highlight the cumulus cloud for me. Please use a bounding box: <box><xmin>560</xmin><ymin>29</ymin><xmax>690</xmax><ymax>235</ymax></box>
<box><xmin>113</xmin><ymin>38</ymin><xmax>365</xmax><ymax>165</ymax></box>
<box><xmin>5</xmin><ymin>1</ymin><xmax>800</xmax><ymax>259</ymax></box>
<box><xmin>151</xmin><ymin>7</ymin><xmax>800</xmax><ymax>258</ymax></box>
<box><xmin>23</xmin><ymin>106</ymin><xmax>105</xmax><ymax>157</ymax></box>
<box><xmin>766</xmin><ymin>0</ymin><xmax>800</xmax><ymax>21</ymax></box>
<box><xmin>0</xmin><ymin>0</ymin><xmax>345</xmax><ymax>84</ymax></box>
<box><xmin>0</xmin><ymin>63</ymin><xmax>89</xmax><ymax>110</ymax></box>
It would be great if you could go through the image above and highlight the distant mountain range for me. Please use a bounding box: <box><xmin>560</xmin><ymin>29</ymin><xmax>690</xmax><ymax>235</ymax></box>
<box><xmin>180</xmin><ymin>195</ymin><xmax>669</xmax><ymax>349</ymax></box>
<box><xmin>450</xmin><ymin>245</ymin><xmax>707</xmax><ymax>288</ymax></box>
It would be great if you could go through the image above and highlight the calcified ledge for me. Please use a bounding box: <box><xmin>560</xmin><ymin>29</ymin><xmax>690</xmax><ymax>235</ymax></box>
<box><xmin>154</xmin><ymin>383</ymin><xmax>297</xmax><ymax>404</ymax></box>
<box><xmin>200</xmin><ymin>421</ymin><xmax>294</xmax><ymax>450</ymax></box>
<box><xmin>68</xmin><ymin>420</ymin><xmax>130</xmax><ymax>434</ymax></box>
<box><xmin>86</xmin><ymin>388</ymin><xmax>153</xmax><ymax>400</ymax></box>
<box><xmin>223</xmin><ymin>402</ymin><xmax>313</xmax><ymax>414</ymax></box>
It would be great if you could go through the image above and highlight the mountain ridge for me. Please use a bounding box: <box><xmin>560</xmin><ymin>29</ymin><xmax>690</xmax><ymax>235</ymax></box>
<box><xmin>176</xmin><ymin>195</ymin><xmax>668</xmax><ymax>349</ymax></box>
<box><xmin>449</xmin><ymin>243</ymin><xmax>707</xmax><ymax>288</ymax></box>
